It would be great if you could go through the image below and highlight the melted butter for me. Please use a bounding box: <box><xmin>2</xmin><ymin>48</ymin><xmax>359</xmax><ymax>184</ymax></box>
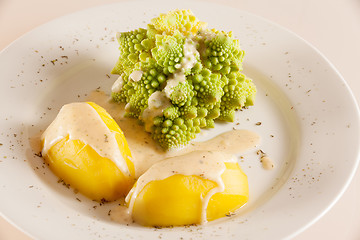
<box><xmin>41</xmin><ymin>102</ymin><xmax>130</xmax><ymax>175</ymax></box>
<box><xmin>126</xmin><ymin>151</ymin><xmax>236</xmax><ymax>224</ymax></box>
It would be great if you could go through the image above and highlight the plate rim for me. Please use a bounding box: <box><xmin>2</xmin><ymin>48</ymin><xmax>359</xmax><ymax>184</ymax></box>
<box><xmin>0</xmin><ymin>1</ymin><xmax>360</xmax><ymax>239</ymax></box>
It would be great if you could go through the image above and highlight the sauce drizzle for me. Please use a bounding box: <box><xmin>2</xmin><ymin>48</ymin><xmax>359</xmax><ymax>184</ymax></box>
<box><xmin>41</xmin><ymin>102</ymin><xmax>131</xmax><ymax>175</ymax></box>
<box><xmin>126</xmin><ymin>151</ymin><xmax>237</xmax><ymax>224</ymax></box>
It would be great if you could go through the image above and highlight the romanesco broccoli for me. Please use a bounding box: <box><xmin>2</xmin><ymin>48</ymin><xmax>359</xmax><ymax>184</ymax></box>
<box><xmin>111</xmin><ymin>9</ymin><xmax>256</xmax><ymax>150</ymax></box>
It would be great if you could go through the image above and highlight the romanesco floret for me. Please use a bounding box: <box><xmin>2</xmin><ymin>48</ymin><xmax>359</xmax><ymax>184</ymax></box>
<box><xmin>190</xmin><ymin>70</ymin><xmax>224</xmax><ymax>108</ymax></box>
<box><xmin>151</xmin><ymin>9</ymin><xmax>207</xmax><ymax>36</ymax></box>
<box><xmin>111</xmin><ymin>28</ymin><xmax>153</xmax><ymax>75</ymax></box>
<box><xmin>152</xmin><ymin>32</ymin><xmax>185</xmax><ymax>74</ymax></box>
<box><xmin>111</xmin><ymin>9</ymin><xmax>257</xmax><ymax>150</ymax></box>
<box><xmin>168</xmin><ymin>80</ymin><xmax>195</xmax><ymax>107</ymax></box>
<box><xmin>202</xmin><ymin>33</ymin><xmax>245</xmax><ymax>73</ymax></box>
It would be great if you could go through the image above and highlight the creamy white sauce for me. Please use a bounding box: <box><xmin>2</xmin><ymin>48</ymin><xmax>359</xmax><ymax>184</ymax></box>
<box><xmin>110</xmin><ymin>205</ymin><xmax>133</xmax><ymax>225</ymax></box>
<box><xmin>127</xmin><ymin>128</ymin><xmax>260</xmax><ymax>178</ymax></box>
<box><xmin>257</xmin><ymin>149</ymin><xmax>275</xmax><ymax>170</ymax></box>
<box><xmin>126</xmin><ymin>151</ymin><xmax>236</xmax><ymax>224</ymax></box>
<box><xmin>129</xmin><ymin>70</ymin><xmax>143</xmax><ymax>82</ymax></box>
<box><xmin>87</xmin><ymin>90</ymin><xmax>262</xmax><ymax>178</ymax></box>
<box><xmin>185</xmin><ymin>129</ymin><xmax>260</xmax><ymax>155</ymax></box>
<box><xmin>182</xmin><ymin>38</ymin><xmax>199</xmax><ymax>70</ymax></box>
<box><xmin>111</xmin><ymin>76</ymin><xmax>124</xmax><ymax>93</ymax></box>
<box><xmin>163</xmin><ymin>38</ymin><xmax>199</xmax><ymax>98</ymax></box>
<box><xmin>198</xmin><ymin>30</ymin><xmax>217</xmax><ymax>41</ymax></box>
<box><xmin>141</xmin><ymin>91</ymin><xmax>171</xmax><ymax>132</ymax></box>
<box><xmin>163</xmin><ymin>72</ymin><xmax>186</xmax><ymax>98</ymax></box>
<box><xmin>41</xmin><ymin>102</ymin><xmax>131</xmax><ymax>176</ymax></box>
<box><xmin>197</xmin><ymin>30</ymin><xmax>217</xmax><ymax>56</ymax></box>
<box><xmin>124</xmin><ymin>102</ymin><xmax>131</xmax><ymax>112</ymax></box>
<box><xmin>261</xmin><ymin>156</ymin><xmax>274</xmax><ymax>170</ymax></box>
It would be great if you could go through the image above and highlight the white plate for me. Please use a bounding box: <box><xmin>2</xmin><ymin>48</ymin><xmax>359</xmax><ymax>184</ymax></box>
<box><xmin>0</xmin><ymin>1</ymin><xmax>359</xmax><ymax>239</ymax></box>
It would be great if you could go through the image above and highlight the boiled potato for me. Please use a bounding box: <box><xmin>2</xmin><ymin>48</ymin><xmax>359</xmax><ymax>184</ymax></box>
<box><xmin>41</xmin><ymin>102</ymin><xmax>135</xmax><ymax>201</ymax></box>
<box><xmin>126</xmin><ymin>153</ymin><xmax>249</xmax><ymax>227</ymax></box>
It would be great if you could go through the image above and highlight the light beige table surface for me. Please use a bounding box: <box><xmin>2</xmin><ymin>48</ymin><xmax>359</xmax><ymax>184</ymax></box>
<box><xmin>1</xmin><ymin>0</ymin><xmax>360</xmax><ymax>239</ymax></box>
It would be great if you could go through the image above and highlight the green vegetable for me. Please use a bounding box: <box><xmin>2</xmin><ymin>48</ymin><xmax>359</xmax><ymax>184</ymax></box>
<box><xmin>111</xmin><ymin>9</ymin><xmax>256</xmax><ymax>150</ymax></box>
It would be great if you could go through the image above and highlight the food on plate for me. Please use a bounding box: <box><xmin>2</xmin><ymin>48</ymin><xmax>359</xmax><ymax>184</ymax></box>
<box><xmin>41</xmin><ymin>102</ymin><xmax>135</xmax><ymax>201</ymax></box>
<box><xmin>111</xmin><ymin>9</ymin><xmax>256</xmax><ymax>150</ymax></box>
<box><xmin>125</xmin><ymin>151</ymin><xmax>249</xmax><ymax>227</ymax></box>
<box><xmin>39</xmin><ymin>9</ymin><xmax>260</xmax><ymax>227</ymax></box>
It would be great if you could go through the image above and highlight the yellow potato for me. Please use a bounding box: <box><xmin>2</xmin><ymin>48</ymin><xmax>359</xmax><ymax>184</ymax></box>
<box><xmin>127</xmin><ymin>161</ymin><xmax>249</xmax><ymax>226</ymax></box>
<box><xmin>41</xmin><ymin>102</ymin><xmax>135</xmax><ymax>202</ymax></box>
<box><xmin>206</xmin><ymin>162</ymin><xmax>249</xmax><ymax>221</ymax></box>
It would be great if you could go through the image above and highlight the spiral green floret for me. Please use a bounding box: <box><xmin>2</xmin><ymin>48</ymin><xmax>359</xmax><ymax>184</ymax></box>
<box><xmin>202</xmin><ymin>33</ymin><xmax>245</xmax><ymax>74</ymax></box>
<box><xmin>219</xmin><ymin>73</ymin><xmax>257</xmax><ymax>121</ymax></box>
<box><xmin>151</xmin><ymin>9</ymin><xmax>207</xmax><ymax>36</ymax></box>
<box><xmin>111</xmin><ymin>79</ymin><xmax>135</xmax><ymax>103</ymax></box>
<box><xmin>139</xmin><ymin>60</ymin><xmax>166</xmax><ymax>93</ymax></box>
<box><xmin>111</xmin><ymin>28</ymin><xmax>154</xmax><ymax>75</ymax></box>
<box><xmin>152</xmin><ymin>117</ymin><xmax>199</xmax><ymax>149</ymax></box>
<box><xmin>151</xmin><ymin>32</ymin><xmax>185</xmax><ymax>74</ymax></box>
<box><xmin>168</xmin><ymin>80</ymin><xmax>195</xmax><ymax>107</ymax></box>
<box><xmin>111</xmin><ymin>9</ymin><xmax>257</xmax><ymax>150</ymax></box>
<box><xmin>125</xmin><ymin>90</ymin><xmax>149</xmax><ymax>118</ymax></box>
<box><xmin>163</xmin><ymin>106</ymin><xmax>181</xmax><ymax>120</ymax></box>
<box><xmin>191</xmin><ymin>69</ymin><xmax>225</xmax><ymax>108</ymax></box>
